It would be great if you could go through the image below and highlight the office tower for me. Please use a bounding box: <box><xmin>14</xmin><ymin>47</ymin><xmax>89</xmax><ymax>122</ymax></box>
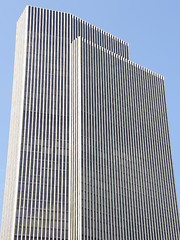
<box><xmin>1</xmin><ymin>5</ymin><xmax>179</xmax><ymax>240</ymax></box>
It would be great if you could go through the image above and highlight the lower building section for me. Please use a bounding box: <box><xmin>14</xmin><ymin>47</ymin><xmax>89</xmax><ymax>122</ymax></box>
<box><xmin>70</xmin><ymin>37</ymin><xmax>180</xmax><ymax>239</ymax></box>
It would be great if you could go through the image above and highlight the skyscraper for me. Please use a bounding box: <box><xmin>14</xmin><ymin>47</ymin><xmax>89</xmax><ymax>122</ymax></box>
<box><xmin>1</xmin><ymin>5</ymin><xmax>179</xmax><ymax>240</ymax></box>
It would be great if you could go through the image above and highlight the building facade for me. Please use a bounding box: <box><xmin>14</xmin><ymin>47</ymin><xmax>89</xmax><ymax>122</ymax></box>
<box><xmin>1</xmin><ymin>6</ymin><xmax>179</xmax><ymax>240</ymax></box>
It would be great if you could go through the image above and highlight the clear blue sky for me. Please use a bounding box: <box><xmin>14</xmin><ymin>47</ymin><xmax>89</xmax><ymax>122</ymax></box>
<box><xmin>0</xmin><ymin>0</ymin><xmax>179</xmax><ymax>229</ymax></box>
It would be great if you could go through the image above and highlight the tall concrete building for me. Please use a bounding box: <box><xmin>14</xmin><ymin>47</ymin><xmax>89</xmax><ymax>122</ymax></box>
<box><xmin>1</xmin><ymin>6</ymin><xmax>179</xmax><ymax>240</ymax></box>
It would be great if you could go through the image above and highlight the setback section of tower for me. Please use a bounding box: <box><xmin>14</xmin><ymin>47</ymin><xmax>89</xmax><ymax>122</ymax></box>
<box><xmin>70</xmin><ymin>36</ymin><xmax>180</xmax><ymax>240</ymax></box>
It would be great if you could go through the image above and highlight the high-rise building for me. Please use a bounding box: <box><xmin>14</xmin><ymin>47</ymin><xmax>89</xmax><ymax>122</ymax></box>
<box><xmin>1</xmin><ymin>6</ymin><xmax>179</xmax><ymax>240</ymax></box>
